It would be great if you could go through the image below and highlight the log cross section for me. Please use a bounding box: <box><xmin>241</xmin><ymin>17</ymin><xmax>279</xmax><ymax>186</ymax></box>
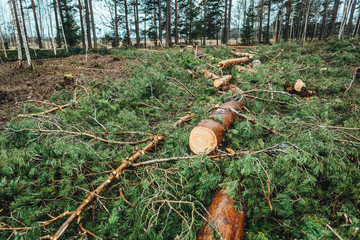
<box><xmin>189</xmin><ymin>101</ymin><xmax>243</xmax><ymax>154</ymax></box>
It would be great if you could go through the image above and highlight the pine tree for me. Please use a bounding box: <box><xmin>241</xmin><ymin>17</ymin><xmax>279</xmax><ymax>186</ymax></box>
<box><xmin>241</xmin><ymin>7</ymin><xmax>256</xmax><ymax>45</ymax></box>
<box><xmin>58</xmin><ymin>0</ymin><xmax>80</xmax><ymax>47</ymax></box>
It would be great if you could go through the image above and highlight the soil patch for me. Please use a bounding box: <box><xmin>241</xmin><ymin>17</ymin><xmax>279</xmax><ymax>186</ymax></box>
<box><xmin>0</xmin><ymin>54</ymin><xmax>135</xmax><ymax>129</ymax></box>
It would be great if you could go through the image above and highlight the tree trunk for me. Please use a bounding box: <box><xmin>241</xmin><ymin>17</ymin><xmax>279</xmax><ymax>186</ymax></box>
<box><xmin>203</xmin><ymin>0</ymin><xmax>206</xmax><ymax>45</ymax></box>
<box><xmin>37</xmin><ymin>0</ymin><xmax>45</xmax><ymax>48</ymax></box>
<box><xmin>311</xmin><ymin>22</ymin><xmax>317</xmax><ymax>40</ymax></box>
<box><xmin>153</xmin><ymin>0</ymin><xmax>158</xmax><ymax>47</ymax></box>
<box><xmin>57</xmin><ymin>0</ymin><xmax>68</xmax><ymax>52</ymax></box>
<box><xmin>266</xmin><ymin>0</ymin><xmax>271</xmax><ymax>43</ymax></box>
<box><xmin>30</xmin><ymin>0</ymin><xmax>43</xmax><ymax>48</ymax></box>
<box><xmin>223</xmin><ymin>0</ymin><xmax>228</xmax><ymax>43</ymax></box>
<box><xmin>284</xmin><ymin>0</ymin><xmax>292</xmax><ymax>41</ymax></box>
<box><xmin>319</xmin><ymin>0</ymin><xmax>329</xmax><ymax>40</ymax></box>
<box><xmin>81</xmin><ymin>0</ymin><xmax>88</xmax><ymax>59</ymax></box>
<box><xmin>88</xmin><ymin>0</ymin><xmax>97</xmax><ymax>48</ymax></box>
<box><xmin>175</xmin><ymin>0</ymin><xmax>179</xmax><ymax>44</ymax></box>
<box><xmin>14</xmin><ymin>0</ymin><xmax>31</xmax><ymax>68</ymax></box>
<box><xmin>296</xmin><ymin>0</ymin><xmax>304</xmax><ymax>40</ymax></box>
<box><xmin>0</xmin><ymin>26</ymin><xmax>7</xmax><ymax>58</ymax></box>
<box><xmin>346</xmin><ymin>0</ymin><xmax>356</xmax><ymax>35</ymax></box>
<box><xmin>302</xmin><ymin>0</ymin><xmax>311</xmax><ymax>46</ymax></box>
<box><xmin>258</xmin><ymin>0</ymin><xmax>265</xmax><ymax>42</ymax></box>
<box><xmin>134</xmin><ymin>0</ymin><xmax>140</xmax><ymax>46</ymax></box>
<box><xmin>12</xmin><ymin>0</ymin><xmax>23</xmax><ymax>47</ymax></box>
<box><xmin>189</xmin><ymin>101</ymin><xmax>243</xmax><ymax>154</ymax></box>
<box><xmin>353</xmin><ymin>9</ymin><xmax>360</xmax><ymax>37</ymax></box>
<box><xmin>328</xmin><ymin>0</ymin><xmax>340</xmax><ymax>37</ymax></box>
<box><xmin>158</xmin><ymin>0</ymin><xmax>162</xmax><ymax>44</ymax></box>
<box><xmin>19</xmin><ymin>0</ymin><xmax>29</xmax><ymax>45</ymax></box>
<box><xmin>46</xmin><ymin>0</ymin><xmax>56</xmax><ymax>55</ymax></box>
<box><xmin>26</xmin><ymin>6</ymin><xmax>37</xmax><ymax>56</ymax></box>
<box><xmin>124</xmin><ymin>0</ymin><xmax>130</xmax><ymax>45</ymax></box>
<box><xmin>84</xmin><ymin>0</ymin><xmax>92</xmax><ymax>48</ymax></box>
<box><xmin>144</xmin><ymin>12</ymin><xmax>147</xmax><ymax>48</ymax></box>
<box><xmin>114</xmin><ymin>0</ymin><xmax>119</xmax><ymax>47</ymax></box>
<box><xmin>53</xmin><ymin>0</ymin><xmax>61</xmax><ymax>48</ymax></box>
<box><xmin>227</xmin><ymin>0</ymin><xmax>232</xmax><ymax>43</ymax></box>
<box><xmin>78</xmin><ymin>0</ymin><xmax>85</xmax><ymax>47</ymax></box>
<box><xmin>196</xmin><ymin>189</ymin><xmax>246</xmax><ymax>240</ymax></box>
<box><xmin>9</xmin><ymin>0</ymin><xmax>23</xmax><ymax>66</ymax></box>
<box><xmin>189</xmin><ymin>0</ymin><xmax>192</xmax><ymax>43</ymax></box>
<box><xmin>165</xmin><ymin>0</ymin><xmax>170</xmax><ymax>47</ymax></box>
<box><xmin>338</xmin><ymin>0</ymin><xmax>353</xmax><ymax>39</ymax></box>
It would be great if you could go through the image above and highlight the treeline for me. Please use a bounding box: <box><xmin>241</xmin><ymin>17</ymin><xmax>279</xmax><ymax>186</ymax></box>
<box><xmin>0</xmin><ymin>0</ymin><xmax>360</xmax><ymax>59</ymax></box>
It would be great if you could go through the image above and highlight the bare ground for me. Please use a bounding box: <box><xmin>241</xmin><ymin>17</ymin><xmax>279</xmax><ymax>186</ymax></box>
<box><xmin>0</xmin><ymin>54</ymin><xmax>135</xmax><ymax>129</ymax></box>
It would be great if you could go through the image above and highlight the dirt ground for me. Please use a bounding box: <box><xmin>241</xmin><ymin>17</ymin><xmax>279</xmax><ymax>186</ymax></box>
<box><xmin>0</xmin><ymin>54</ymin><xmax>134</xmax><ymax>129</ymax></box>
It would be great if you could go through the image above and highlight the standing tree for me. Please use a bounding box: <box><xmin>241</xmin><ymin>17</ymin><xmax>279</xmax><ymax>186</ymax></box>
<box><xmin>284</xmin><ymin>0</ymin><xmax>292</xmax><ymax>41</ymax></box>
<box><xmin>30</xmin><ymin>0</ymin><xmax>43</xmax><ymax>48</ymax></box>
<box><xmin>19</xmin><ymin>0</ymin><xmax>29</xmax><ymax>46</ymax></box>
<box><xmin>258</xmin><ymin>0</ymin><xmax>265</xmax><ymax>42</ymax></box>
<box><xmin>328</xmin><ymin>0</ymin><xmax>340</xmax><ymax>37</ymax></box>
<box><xmin>241</xmin><ymin>7</ymin><xmax>256</xmax><ymax>45</ymax></box>
<box><xmin>203</xmin><ymin>0</ymin><xmax>206</xmax><ymax>45</ymax></box>
<box><xmin>8</xmin><ymin>0</ymin><xmax>23</xmax><ymax>66</ymax></box>
<box><xmin>319</xmin><ymin>0</ymin><xmax>329</xmax><ymax>40</ymax></box>
<box><xmin>227</xmin><ymin>0</ymin><xmax>232</xmax><ymax>42</ymax></box>
<box><xmin>165</xmin><ymin>0</ymin><xmax>171</xmax><ymax>47</ymax></box>
<box><xmin>346</xmin><ymin>0</ymin><xmax>357</xmax><ymax>35</ymax></box>
<box><xmin>175</xmin><ymin>0</ymin><xmax>179</xmax><ymax>44</ymax></box>
<box><xmin>222</xmin><ymin>0</ymin><xmax>228</xmax><ymax>43</ymax></box>
<box><xmin>124</xmin><ymin>0</ymin><xmax>131</xmax><ymax>45</ymax></box>
<box><xmin>0</xmin><ymin>25</ymin><xmax>8</xmax><ymax>58</ymax></box>
<box><xmin>302</xmin><ymin>0</ymin><xmax>311</xmax><ymax>45</ymax></box>
<box><xmin>114</xmin><ymin>0</ymin><xmax>119</xmax><ymax>46</ymax></box>
<box><xmin>46</xmin><ymin>0</ymin><xmax>57</xmax><ymax>55</ymax></box>
<box><xmin>14</xmin><ymin>0</ymin><xmax>32</xmax><ymax>68</ymax></box>
<box><xmin>53</xmin><ymin>0</ymin><xmax>61</xmax><ymax>47</ymax></box>
<box><xmin>133</xmin><ymin>0</ymin><xmax>140</xmax><ymax>46</ymax></box>
<box><xmin>89</xmin><ymin>0</ymin><xmax>97</xmax><ymax>48</ymax></box>
<box><xmin>353</xmin><ymin>7</ymin><xmax>360</xmax><ymax>36</ymax></box>
<box><xmin>78</xmin><ymin>0</ymin><xmax>86</xmax><ymax>47</ymax></box>
<box><xmin>206</xmin><ymin>0</ymin><xmax>222</xmax><ymax>45</ymax></box>
<box><xmin>84</xmin><ymin>0</ymin><xmax>92</xmax><ymax>48</ymax></box>
<box><xmin>158</xmin><ymin>0</ymin><xmax>162</xmax><ymax>44</ymax></box>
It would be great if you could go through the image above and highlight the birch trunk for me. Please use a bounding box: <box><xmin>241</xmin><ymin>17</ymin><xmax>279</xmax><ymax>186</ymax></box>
<box><xmin>346</xmin><ymin>0</ymin><xmax>357</xmax><ymax>35</ymax></box>
<box><xmin>338</xmin><ymin>0</ymin><xmax>353</xmax><ymax>39</ymax></box>
<box><xmin>15</xmin><ymin>0</ymin><xmax>31</xmax><ymax>68</ymax></box>
<box><xmin>84</xmin><ymin>0</ymin><xmax>92</xmax><ymax>48</ymax></box>
<box><xmin>0</xmin><ymin>26</ymin><xmax>7</xmax><ymax>58</ymax></box>
<box><xmin>353</xmin><ymin>9</ymin><xmax>360</xmax><ymax>37</ymax></box>
<box><xmin>89</xmin><ymin>0</ymin><xmax>97</xmax><ymax>49</ymax></box>
<box><xmin>81</xmin><ymin>0</ymin><xmax>88</xmax><ymax>61</ymax></box>
<box><xmin>26</xmin><ymin>7</ymin><xmax>37</xmax><ymax>56</ymax></box>
<box><xmin>53</xmin><ymin>0</ymin><xmax>61</xmax><ymax>47</ymax></box>
<box><xmin>8</xmin><ymin>0</ymin><xmax>23</xmax><ymax>66</ymax></box>
<box><xmin>30</xmin><ymin>0</ymin><xmax>43</xmax><ymax>48</ymax></box>
<box><xmin>302</xmin><ymin>0</ymin><xmax>311</xmax><ymax>46</ymax></box>
<box><xmin>56</xmin><ymin>0</ymin><xmax>68</xmax><ymax>52</ymax></box>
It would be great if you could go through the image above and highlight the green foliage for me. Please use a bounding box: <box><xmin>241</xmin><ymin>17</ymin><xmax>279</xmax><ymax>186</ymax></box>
<box><xmin>0</xmin><ymin>41</ymin><xmax>359</xmax><ymax>239</ymax></box>
<box><xmin>241</xmin><ymin>7</ymin><xmax>256</xmax><ymax>46</ymax></box>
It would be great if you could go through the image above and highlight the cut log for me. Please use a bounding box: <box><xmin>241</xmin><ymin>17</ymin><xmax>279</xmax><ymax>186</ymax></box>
<box><xmin>196</xmin><ymin>189</ymin><xmax>247</xmax><ymax>240</ymax></box>
<box><xmin>284</xmin><ymin>79</ymin><xmax>316</xmax><ymax>97</ymax></box>
<box><xmin>294</xmin><ymin>79</ymin><xmax>306</xmax><ymax>92</ymax></box>
<box><xmin>203</xmin><ymin>69</ymin><xmax>219</xmax><ymax>79</ymax></box>
<box><xmin>218</xmin><ymin>57</ymin><xmax>251</xmax><ymax>69</ymax></box>
<box><xmin>230</xmin><ymin>50</ymin><xmax>254</xmax><ymax>59</ymax></box>
<box><xmin>236</xmin><ymin>66</ymin><xmax>258</xmax><ymax>74</ymax></box>
<box><xmin>189</xmin><ymin>101</ymin><xmax>243</xmax><ymax>154</ymax></box>
<box><xmin>230</xmin><ymin>46</ymin><xmax>256</xmax><ymax>49</ymax></box>
<box><xmin>222</xmin><ymin>84</ymin><xmax>243</xmax><ymax>94</ymax></box>
<box><xmin>214</xmin><ymin>75</ymin><xmax>232</xmax><ymax>89</ymax></box>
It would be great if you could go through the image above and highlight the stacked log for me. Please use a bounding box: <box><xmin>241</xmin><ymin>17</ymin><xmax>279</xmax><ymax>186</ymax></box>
<box><xmin>196</xmin><ymin>189</ymin><xmax>247</xmax><ymax>240</ymax></box>
<box><xmin>189</xmin><ymin>101</ymin><xmax>243</xmax><ymax>155</ymax></box>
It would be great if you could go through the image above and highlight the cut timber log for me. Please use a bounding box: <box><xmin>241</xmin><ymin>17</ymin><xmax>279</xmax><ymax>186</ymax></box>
<box><xmin>203</xmin><ymin>69</ymin><xmax>219</xmax><ymax>79</ymax></box>
<box><xmin>236</xmin><ymin>66</ymin><xmax>258</xmax><ymax>74</ymax></box>
<box><xmin>218</xmin><ymin>57</ymin><xmax>251</xmax><ymax>69</ymax></box>
<box><xmin>196</xmin><ymin>189</ymin><xmax>246</xmax><ymax>240</ymax></box>
<box><xmin>214</xmin><ymin>75</ymin><xmax>232</xmax><ymax>89</ymax></box>
<box><xmin>189</xmin><ymin>101</ymin><xmax>243</xmax><ymax>154</ymax></box>
<box><xmin>230</xmin><ymin>50</ymin><xmax>254</xmax><ymax>59</ymax></box>
<box><xmin>284</xmin><ymin>79</ymin><xmax>316</xmax><ymax>97</ymax></box>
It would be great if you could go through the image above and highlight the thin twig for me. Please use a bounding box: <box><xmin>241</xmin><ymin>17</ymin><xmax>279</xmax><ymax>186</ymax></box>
<box><xmin>165</xmin><ymin>77</ymin><xmax>196</xmax><ymax>97</ymax></box>
<box><xmin>326</xmin><ymin>224</ymin><xmax>343</xmax><ymax>240</ymax></box>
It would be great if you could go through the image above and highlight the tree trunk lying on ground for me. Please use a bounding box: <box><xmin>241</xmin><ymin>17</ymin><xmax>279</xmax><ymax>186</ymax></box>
<box><xmin>218</xmin><ymin>57</ymin><xmax>251</xmax><ymax>69</ymax></box>
<box><xmin>284</xmin><ymin>79</ymin><xmax>316</xmax><ymax>97</ymax></box>
<box><xmin>202</xmin><ymin>70</ymin><xmax>233</xmax><ymax>89</ymax></box>
<box><xmin>196</xmin><ymin>189</ymin><xmax>247</xmax><ymax>240</ymax></box>
<box><xmin>230</xmin><ymin>50</ymin><xmax>254</xmax><ymax>59</ymax></box>
<box><xmin>189</xmin><ymin>101</ymin><xmax>243</xmax><ymax>154</ymax></box>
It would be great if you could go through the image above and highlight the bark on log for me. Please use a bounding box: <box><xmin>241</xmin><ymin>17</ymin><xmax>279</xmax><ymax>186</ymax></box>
<box><xmin>196</xmin><ymin>189</ymin><xmax>247</xmax><ymax>240</ymax></box>
<box><xmin>214</xmin><ymin>75</ymin><xmax>232</xmax><ymax>89</ymax></box>
<box><xmin>189</xmin><ymin>101</ymin><xmax>243</xmax><ymax>154</ymax></box>
<box><xmin>236</xmin><ymin>66</ymin><xmax>258</xmax><ymax>74</ymax></box>
<box><xmin>230</xmin><ymin>50</ymin><xmax>254</xmax><ymax>59</ymax></box>
<box><xmin>218</xmin><ymin>57</ymin><xmax>251</xmax><ymax>69</ymax></box>
<box><xmin>203</xmin><ymin>69</ymin><xmax>219</xmax><ymax>79</ymax></box>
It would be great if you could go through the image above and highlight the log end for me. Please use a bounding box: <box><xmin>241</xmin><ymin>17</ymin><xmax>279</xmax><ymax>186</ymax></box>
<box><xmin>294</xmin><ymin>79</ymin><xmax>306</xmax><ymax>92</ymax></box>
<box><xmin>189</xmin><ymin>126</ymin><xmax>218</xmax><ymax>155</ymax></box>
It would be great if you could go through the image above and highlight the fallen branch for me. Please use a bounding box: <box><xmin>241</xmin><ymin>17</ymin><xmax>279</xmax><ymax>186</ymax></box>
<box><xmin>243</xmin><ymin>89</ymin><xmax>301</xmax><ymax>102</ymax></box>
<box><xmin>337</xmin><ymin>130</ymin><xmax>360</xmax><ymax>142</ymax></box>
<box><xmin>166</xmin><ymin>77</ymin><xmax>196</xmax><ymax>97</ymax></box>
<box><xmin>244</xmin><ymin>94</ymin><xmax>288</xmax><ymax>105</ymax></box>
<box><xmin>289</xmin><ymin>122</ymin><xmax>360</xmax><ymax>131</ymax></box>
<box><xmin>174</xmin><ymin>113</ymin><xmax>195</xmax><ymax>127</ymax></box>
<box><xmin>50</xmin><ymin>135</ymin><xmax>164</xmax><ymax>240</ymax></box>
<box><xmin>18</xmin><ymin>102</ymin><xmax>77</xmax><ymax>117</ymax></box>
<box><xmin>326</xmin><ymin>224</ymin><xmax>343</xmax><ymax>240</ymax></box>
<box><xmin>334</xmin><ymin>138</ymin><xmax>360</xmax><ymax>145</ymax></box>
<box><xmin>23</xmin><ymin>128</ymin><xmax>153</xmax><ymax>145</ymax></box>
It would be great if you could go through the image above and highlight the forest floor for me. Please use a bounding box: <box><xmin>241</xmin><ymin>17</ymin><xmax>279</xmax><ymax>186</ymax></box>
<box><xmin>0</xmin><ymin>40</ymin><xmax>359</xmax><ymax>239</ymax></box>
<box><xmin>0</xmin><ymin>54</ymin><xmax>134</xmax><ymax>129</ymax></box>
